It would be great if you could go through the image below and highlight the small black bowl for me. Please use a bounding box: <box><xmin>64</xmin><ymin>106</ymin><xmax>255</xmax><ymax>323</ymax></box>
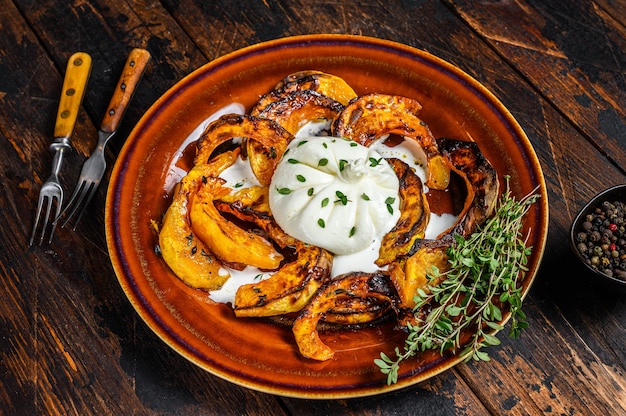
<box><xmin>570</xmin><ymin>184</ymin><xmax>626</xmax><ymax>293</ymax></box>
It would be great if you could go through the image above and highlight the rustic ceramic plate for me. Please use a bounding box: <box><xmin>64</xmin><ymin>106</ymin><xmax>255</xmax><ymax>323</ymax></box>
<box><xmin>106</xmin><ymin>34</ymin><xmax>549</xmax><ymax>398</ymax></box>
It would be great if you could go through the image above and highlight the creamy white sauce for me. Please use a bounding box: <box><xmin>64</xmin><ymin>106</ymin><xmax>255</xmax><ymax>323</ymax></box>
<box><xmin>162</xmin><ymin>103</ymin><xmax>246</xmax><ymax>193</ymax></box>
<box><xmin>209</xmin><ymin>210</ymin><xmax>457</xmax><ymax>305</ymax></box>
<box><xmin>209</xmin><ymin>267</ymin><xmax>269</xmax><ymax>304</ymax></box>
<box><xmin>219</xmin><ymin>154</ymin><xmax>261</xmax><ymax>190</ymax></box>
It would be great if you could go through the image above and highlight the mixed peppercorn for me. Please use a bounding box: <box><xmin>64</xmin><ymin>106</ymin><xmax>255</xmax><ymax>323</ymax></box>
<box><xmin>575</xmin><ymin>200</ymin><xmax>626</xmax><ymax>281</ymax></box>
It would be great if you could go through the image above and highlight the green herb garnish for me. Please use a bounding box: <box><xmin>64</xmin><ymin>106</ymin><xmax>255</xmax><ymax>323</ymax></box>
<box><xmin>375</xmin><ymin>178</ymin><xmax>539</xmax><ymax>385</ymax></box>
<box><xmin>276</xmin><ymin>187</ymin><xmax>292</xmax><ymax>195</ymax></box>
<box><xmin>385</xmin><ymin>197</ymin><xmax>396</xmax><ymax>214</ymax></box>
<box><xmin>335</xmin><ymin>191</ymin><xmax>348</xmax><ymax>205</ymax></box>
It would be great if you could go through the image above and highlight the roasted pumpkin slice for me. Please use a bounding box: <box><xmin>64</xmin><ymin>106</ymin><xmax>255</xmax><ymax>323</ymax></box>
<box><xmin>253</xmin><ymin>70</ymin><xmax>357</xmax><ymax>112</ymax></box>
<box><xmin>437</xmin><ymin>137</ymin><xmax>499</xmax><ymax>238</ymax></box>
<box><xmin>252</xmin><ymin>90</ymin><xmax>344</xmax><ymax>135</ymax></box>
<box><xmin>292</xmin><ymin>271</ymin><xmax>398</xmax><ymax>361</ymax></box>
<box><xmin>234</xmin><ymin>242</ymin><xmax>333</xmax><ymax>317</ymax></box>
<box><xmin>333</xmin><ymin>93</ymin><xmax>450</xmax><ymax>190</ymax></box>
<box><xmin>195</xmin><ymin>114</ymin><xmax>294</xmax><ymax>186</ymax></box>
<box><xmin>376</xmin><ymin>158</ymin><xmax>430</xmax><ymax>266</ymax></box>
<box><xmin>214</xmin><ymin>185</ymin><xmax>297</xmax><ymax>249</ymax></box>
<box><xmin>322</xmin><ymin>296</ymin><xmax>394</xmax><ymax>326</ymax></box>
<box><xmin>158</xmin><ymin>150</ymin><xmax>240</xmax><ymax>290</ymax></box>
<box><xmin>388</xmin><ymin>241</ymin><xmax>450</xmax><ymax>309</ymax></box>
<box><xmin>190</xmin><ymin>179</ymin><xmax>284</xmax><ymax>270</ymax></box>
<box><xmin>214</xmin><ymin>185</ymin><xmax>273</xmax><ymax>228</ymax></box>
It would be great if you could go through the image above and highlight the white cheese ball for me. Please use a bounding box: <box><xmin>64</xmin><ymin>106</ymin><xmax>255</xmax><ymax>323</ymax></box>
<box><xmin>269</xmin><ymin>136</ymin><xmax>400</xmax><ymax>255</ymax></box>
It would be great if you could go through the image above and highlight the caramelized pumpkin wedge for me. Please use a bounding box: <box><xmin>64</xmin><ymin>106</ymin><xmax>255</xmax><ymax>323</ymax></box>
<box><xmin>190</xmin><ymin>179</ymin><xmax>284</xmax><ymax>270</ymax></box>
<box><xmin>376</xmin><ymin>158</ymin><xmax>430</xmax><ymax>266</ymax></box>
<box><xmin>387</xmin><ymin>138</ymin><xmax>499</xmax><ymax>307</ymax></box>
<box><xmin>388</xmin><ymin>241</ymin><xmax>450</xmax><ymax>309</ymax></box>
<box><xmin>214</xmin><ymin>185</ymin><xmax>297</xmax><ymax>249</ymax></box>
<box><xmin>252</xmin><ymin>90</ymin><xmax>344</xmax><ymax>135</ymax></box>
<box><xmin>292</xmin><ymin>271</ymin><xmax>398</xmax><ymax>361</ymax></box>
<box><xmin>437</xmin><ymin>137</ymin><xmax>499</xmax><ymax>238</ymax></box>
<box><xmin>321</xmin><ymin>296</ymin><xmax>394</xmax><ymax>325</ymax></box>
<box><xmin>333</xmin><ymin>93</ymin><xmax>450</xmax><ymax>190</ymax></box>
<box><xmin>195</xmin><ymin>114</ymin><xmax>294</xmax><ymax>186</ymax></box>
<box><xmin>158</xmin><ymin>150</ymin><xmax>240</xmax><ymax>290</ymax></box>
<box><xmin>234</xmin><ymin>242</ymin><xmax>333</xmax><ymax>317</ymax></box>
<box><xmin>253</xmin><ymin>70</ymin><xmax>357</xmax><ymax>113</ymax></box>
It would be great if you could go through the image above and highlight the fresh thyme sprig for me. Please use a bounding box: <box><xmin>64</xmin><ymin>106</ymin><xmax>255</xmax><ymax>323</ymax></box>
<box><xmin>375</xmin><ymin>177</ymin><xmax>540</xmax><ymax>385</ymax></box>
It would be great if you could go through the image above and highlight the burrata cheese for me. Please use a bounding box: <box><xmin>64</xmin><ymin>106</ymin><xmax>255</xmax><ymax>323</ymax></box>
<box><xmin>269</xmin><ymin>136</ymin><xmax>400</xmax><ymax>255</ymax></box>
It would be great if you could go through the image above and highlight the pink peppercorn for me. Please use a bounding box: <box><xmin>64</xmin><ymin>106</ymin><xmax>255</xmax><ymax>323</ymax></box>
<box><xmin>609</xmin><ymin>223</ymin><xmax>618</xmax><ymax>232</ymax></box>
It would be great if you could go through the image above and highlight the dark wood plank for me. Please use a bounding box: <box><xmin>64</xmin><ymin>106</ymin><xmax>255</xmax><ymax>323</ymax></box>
<box><xmin>597</xmin><ymin>0</ymin><xmax>626</xmax><ymax>28</ymax></box>
<box><xmin>446</xmin><ymin>0</ymin><xmax>626</xmax><ymax>172</ymax></box>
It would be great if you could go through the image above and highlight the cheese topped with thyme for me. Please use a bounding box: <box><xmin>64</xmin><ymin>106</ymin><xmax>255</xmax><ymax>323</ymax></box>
<box><xmin>269</xmin><ymin>136</ymin><xmax>400</xmax><ymax>255</ymax></box>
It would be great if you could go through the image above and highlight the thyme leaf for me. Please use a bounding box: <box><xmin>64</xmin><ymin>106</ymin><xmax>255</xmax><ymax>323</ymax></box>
<box><xmin>369</xmin><ymin>157</ymin><xmax>383</xmax><ymax>167</ymax></box>
<box><xmin>276</xmin><ymin>187</ymin><xmax>292</xmax><ymax>195</ymax></box>
<box><xmin>385</xmin><ymin>197</ymin><xmax>396</xmax><ymax>214</ymax></box>
<box><xmin>335</xmin><ymin>191</ymin><xmax>349</xmax><ymax>205</ymax></box>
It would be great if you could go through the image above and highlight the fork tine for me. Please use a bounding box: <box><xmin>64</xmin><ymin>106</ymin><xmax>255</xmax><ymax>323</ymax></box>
<box><xmin>66</xmin><ymin>183</ymin><xmax>99</xmax><ymax>230</ymax></box>
<box><xmin>29</xmin><ymin>194</ymin><xmax>62</xmax><ymax>246</ymax></box>
<box><xmin>47</xmin><ymin>196</ymin><xmax>63</xmax><ymax>244</ymax></box>
<box><xmin>29</xmin><ymin>196</ymin><xmax>46</xmax><ymax>246</ymax></box>
<box><xmin>56</xmin><ymin>180</ymin><xmax>90</xmax><ymax>228</ymax></box>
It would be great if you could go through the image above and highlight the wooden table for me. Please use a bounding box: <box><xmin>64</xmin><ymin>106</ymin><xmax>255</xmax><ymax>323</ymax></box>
<box><xmin>2</xmin><ymin>0</ymin><xmax>625</xmax><ymax>414</ymax></box>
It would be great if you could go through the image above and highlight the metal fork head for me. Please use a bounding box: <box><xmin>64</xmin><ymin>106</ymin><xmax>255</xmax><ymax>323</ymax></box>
<box><xmin>29</xmin><ymin>178</ymin><xmax>64</xmax><ymax>246</ymax></box>
<box><xmin>56</xmin><ymin>174</ymin><xmax>99</xmax><ymax>230</ymax></box>
<box><xmin>29</xmin><ymin>139</ymin><xmax>71</xmax><ymax>246</ymax></box>
<box><xmin>56</xmin><ymin>137</ymin><xmax>108</xmax><ymax>230</ymax></box>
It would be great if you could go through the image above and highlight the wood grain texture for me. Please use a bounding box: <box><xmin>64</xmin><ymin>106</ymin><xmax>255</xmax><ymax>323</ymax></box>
<box><xmin>447</xmin><ymin>0</ymin><xmax>626</xmax><ymax>168</ymax></box>
<box><xmin>1</xmin><ymin>0</ymin><xmax>625</xmax><ymax>414</ymax></box>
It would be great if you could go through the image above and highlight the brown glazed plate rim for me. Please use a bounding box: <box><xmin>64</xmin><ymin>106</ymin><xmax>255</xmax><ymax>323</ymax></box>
<box><xmin>105</xmin><ymin>34</ymin><xmax>549</xmax><ymax>398</ymax></box>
